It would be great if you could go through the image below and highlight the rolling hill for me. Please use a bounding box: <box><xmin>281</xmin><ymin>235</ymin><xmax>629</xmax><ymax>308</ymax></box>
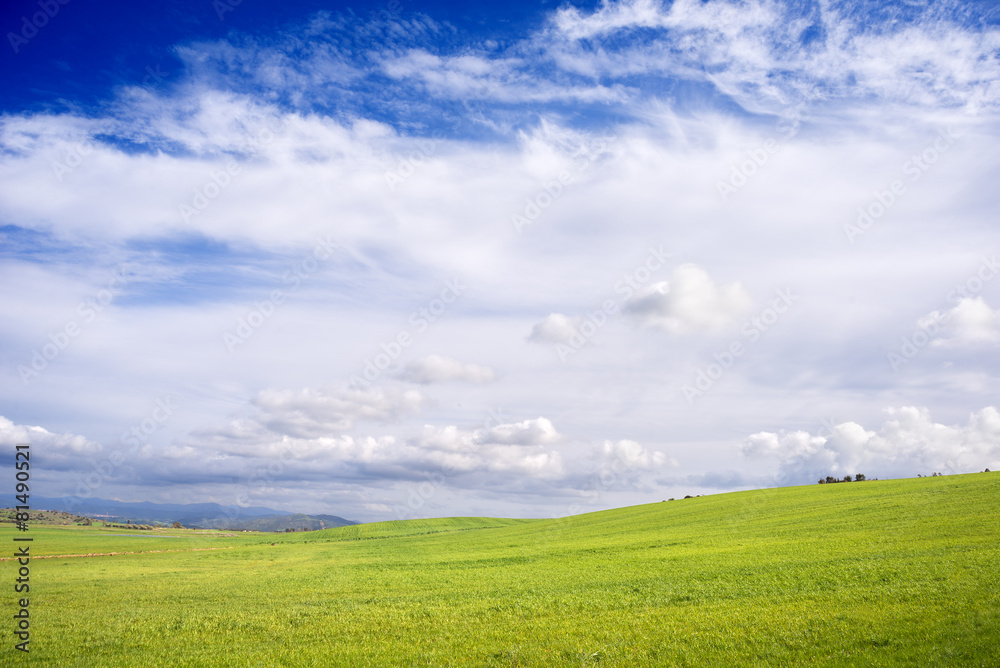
<box><xmin>8</xmin><ymin>472</ymin><xmax>998</xmax><ymax>666</ymax></box>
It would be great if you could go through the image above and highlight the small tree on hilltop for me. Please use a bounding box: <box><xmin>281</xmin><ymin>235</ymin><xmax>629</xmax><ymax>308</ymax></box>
<box><xmin>172</xmin><ymin>521</ymin><xmax>183</xmax><ymax>529</ymax></box>
<box><xmin>843</xmin><ymin>475</ymin><xmax>852</xmax><ymax>482</ymax></box>
<box><xmin>855</xmin><ymin>473</ymin><xmax>866</xmax><ymax>482</ymax></box>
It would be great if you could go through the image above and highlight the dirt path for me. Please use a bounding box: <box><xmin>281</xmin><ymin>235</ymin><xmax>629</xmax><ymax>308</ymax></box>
<box><xmin>0</xmin><ymin>546</ymin><xmax>236</xmax><ymax>560</ymax></box>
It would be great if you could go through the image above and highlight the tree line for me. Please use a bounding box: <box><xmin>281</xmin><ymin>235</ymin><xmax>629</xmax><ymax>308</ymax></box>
<box><xmin>818</xmin><ymin>473</ymin><xmax>868</xmax><ymax>484</ymax></box>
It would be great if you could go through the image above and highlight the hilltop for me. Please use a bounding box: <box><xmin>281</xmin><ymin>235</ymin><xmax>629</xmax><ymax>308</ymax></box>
<box><xmin>0</xmin><ymin>508</ymin><xmax>95</xmax><ymax>526</ymax></box>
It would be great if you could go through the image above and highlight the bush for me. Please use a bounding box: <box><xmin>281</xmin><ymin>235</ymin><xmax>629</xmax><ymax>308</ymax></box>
<box><xmin>821</xmin><ymin>473</ymin><xmax>869</xmax><ymax>484</ymax></box>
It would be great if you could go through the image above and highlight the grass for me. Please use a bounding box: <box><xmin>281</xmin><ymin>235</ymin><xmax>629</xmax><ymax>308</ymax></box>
<box><xmin>2</xmin><ymin>473</ymin><xmax>998</xmax><ymax>666</ymax></box>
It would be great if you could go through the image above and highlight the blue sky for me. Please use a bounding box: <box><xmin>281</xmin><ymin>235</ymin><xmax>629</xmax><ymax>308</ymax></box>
<box><xmin>2</xmin><ymin>0</ymin><xmax>1000</xmax><ymax>522</ymax></box>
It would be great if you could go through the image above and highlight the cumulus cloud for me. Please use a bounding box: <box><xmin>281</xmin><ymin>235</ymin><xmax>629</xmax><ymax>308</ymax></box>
<box><xmin>922</xmin><ymin>298</ymin><xmax>1000</xmax><ymax>348</ymax></box>
<box><xmin>398</xmin><ymin>355</ymin><xmax>496</xmax><ymax>384</ymax></box>
<box><xmin>479</xmin><ymin>417</ymin><xmax>562</xmax><ymax>445</ymax></box>
<box><xmin>528</xmin><ymin>313</ymin><xmax>583</xmax><ymax>343</ymax></box>
<box><xmin>624</xmin><ymin>263</ymin><xmax>752</xmax><ymax>333</ymax></box>
<box><xmin>0</xmin><ymin>416</ymin><xmax>103</xmax><ymax>471</ymax></box>
<box><xmin>183</xmin><ymin>414</ymin><xmax>567</xmax><ymax>483</ymax></box>
<box><xmin>599</xmin><ymin>439</ymin><xmax>673</xmax><ymax>470</ymax></box>
<box><xmin>412</xmin><ymin>421</ymin><xmax>565</xmax><ymax>478</ymax></box>
<box><xmin>740</xmin><ymin>406</ymin><xmax>1000</xmax><ymax>483</ymax></box>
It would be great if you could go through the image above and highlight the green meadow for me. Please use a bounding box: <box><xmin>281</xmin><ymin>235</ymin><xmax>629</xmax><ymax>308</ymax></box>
<box><xmin>4</xmin><ymin>473</ymin><xmax>999</xmax><ymax>667</ymax></box>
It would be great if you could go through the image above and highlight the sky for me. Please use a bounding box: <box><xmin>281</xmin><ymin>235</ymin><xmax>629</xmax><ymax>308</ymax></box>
<box><xmin>1</xmin><ymin>0</ymin><xmax>999</xmax><ymax>524</ymax></box>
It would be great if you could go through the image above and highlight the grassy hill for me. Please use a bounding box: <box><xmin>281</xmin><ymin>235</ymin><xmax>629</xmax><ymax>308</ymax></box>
<box><xmin>5</xmin><ymin>473</ymin><xmax>998</xmax><ymax>666</ymax></box>
<box><xmin>0</xmin><ymin>508</ymin><xmax>96</xmax><ymax>526</ymax></box>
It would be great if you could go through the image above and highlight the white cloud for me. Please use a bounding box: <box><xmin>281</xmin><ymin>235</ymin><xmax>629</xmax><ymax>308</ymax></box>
<box><xmin>398</xmin><ymin>355</ymin><xmax>496</xmax><ymax>384</ymax></box>
<box><xmin>528</xmin><ymin>313</ymin><xmax>583</xmax><ymax>343</ymax></box>
<box><xmin>740</xmin><ymin>406</ymin><xmax>1000</xmax><ymax>483</ymax></box>
<box><xmin>248</xmin><ymin>387</ymin><xmax>426</xmax><ymax>438</ymax></box>
<box><xmin>624</xmin><ymin>263</ymin><xmax>752</xmax><ymax>333</ymax></box>
<box><xmin>552</xmin><ymin>0</ymin><xmax>775</xmax><ymax>42</ymax></box>
<box><xmin>0</xmin><ymin>416</ymin><xmax>103</xmax><ymax>471</ymax></box>
<box><xmin>599</xmin><ymin>438</ymin><xmax>673</xmax><ymax>470</ymax></box>
<box><xmin>184</xmin><ymin>414</ymin><xmax>567</xmax><ymax>482</ymax></box>
<box><xmin>410</xmin><ymin>418</ymin><xmax>564</xmax><ymax>477</ymax></box>
<box><xmin>545</xmin><ymin>0</ymin><xmax>1000</xmax><ymax>114</ymax></box>
<box><xmin>923</xmin><ymin>298</ymin><xmax>1000</xmax><ymax>348</ymax></box>
<box><xmin>479</xmin><ymin>417</ymin><xmax>562</xmax><ymax>445</ymax></box>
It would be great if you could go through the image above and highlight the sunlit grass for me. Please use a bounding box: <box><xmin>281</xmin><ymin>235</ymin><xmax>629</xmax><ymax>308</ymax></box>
<box><xmin>4</xmin><ymin>473</ymin><xmax>998</xmax><ymax>666</ymax></box>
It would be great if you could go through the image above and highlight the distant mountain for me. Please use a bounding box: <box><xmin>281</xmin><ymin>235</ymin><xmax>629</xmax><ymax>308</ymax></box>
<box><xmin>195</xmin><ymin>513</ymin><xmax>357</xmax><ymax>532</ymax></box>
<box><xmin>0</xmin><ymin>495</ymin><xmax>302</xmax><ymax>526</ymax></box>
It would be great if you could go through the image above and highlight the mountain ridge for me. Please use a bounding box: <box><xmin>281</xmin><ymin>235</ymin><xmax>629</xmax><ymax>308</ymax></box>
<box><xmin>0</xmin><ymin>495</ymin><xmax>358</xmax><ymax>529</ymax></box>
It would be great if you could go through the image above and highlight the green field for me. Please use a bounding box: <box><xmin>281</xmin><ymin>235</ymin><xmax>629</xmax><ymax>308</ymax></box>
<box><xmin>4</xmin><ymin>473</ymin><xmax>999</xmax><ymax>667</ymax></box>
